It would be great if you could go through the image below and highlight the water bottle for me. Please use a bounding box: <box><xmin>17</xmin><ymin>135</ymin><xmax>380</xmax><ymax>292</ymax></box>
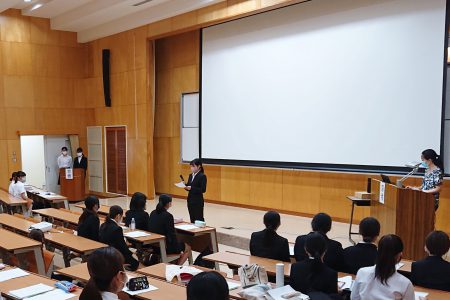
<box><xmin>130</xmin><ymin>218</ymin><xmax>136</xmax><ymax>231</ymax></box>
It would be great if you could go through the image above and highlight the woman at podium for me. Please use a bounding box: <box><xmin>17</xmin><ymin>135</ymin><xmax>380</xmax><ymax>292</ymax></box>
<box><xmin>407</xmin><ymin>149</ymin><xmax>444</xmax><ymax>210</ymax></box>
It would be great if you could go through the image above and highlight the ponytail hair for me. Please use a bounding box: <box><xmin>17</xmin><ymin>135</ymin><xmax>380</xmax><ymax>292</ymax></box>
<box><xmin>156</xmin><ymin>194</ymin><xmax>172</xmax><ymax>214</ymax></box>
<box><xmin>14</xmin><ymin>171</ymin><xmax>26</xmax><ymax>184</ymax></box>
<box><xmin>190</xmin><ymin>158</ymin><xmax>204</xmax><ymax>173</ymax></box>
<box><xmin>10</xmin><ymin>172</ymin><xmax>17</xmax><ymax>182</ymax></box>
<box><xmin>80</xmin><ymin>247</ymin><xmax>125</xmax><ymax>300</ymax></box>
<box><xmin>304</xmin><ymin>232</ymin><xmax>327</xmax><ymax>281</ymax></box>
<box><xmin>263</xmin><ymin>211</ymin><xmax>281</xmax><ymax>246</ymax></box>
<box><xmin>375</xmin><ymin>234</ymin><xmax>403</xmax><ymax>285</ymax></box>
<box><xmin>107</xmin><ymin>205</ymin><xmax>123</xmax><ymax>220</ymax></box>
<box><xmin>422</xmin><ymin>149</ymin><xmax>444</xmax><ymax>172</ymax></box>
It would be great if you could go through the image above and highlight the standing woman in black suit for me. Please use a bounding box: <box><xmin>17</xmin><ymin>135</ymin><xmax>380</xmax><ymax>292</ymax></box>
<box><xmin>185</xmin><ymin>158</ymin><xmax>207</xmax><ymax>223</ymax></box>
<box><xmin>73</xmin><ymin>147</ymin><xmax>88</xmax><ymax>175</ymax></box>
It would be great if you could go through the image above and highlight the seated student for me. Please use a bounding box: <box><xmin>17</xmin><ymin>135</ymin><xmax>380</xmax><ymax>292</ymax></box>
<box><xmin>8</xmin><ymin>172</ymin><xmax>17</xmax><ymax>194</ymax></box>
<box><xmin>77</xmin><ymin>196</ymin><xmax>101</xmax><ymax>241</ymax></box>
<box><xmin>411</xmin><ymin>230</ymin><xmax>450</xmax><ymax>291</ymax></box>
<box><xmin>149</xmin><ymin>194</ymin><xmax>192</xmax><ymax>265</ymax></box>
<box><xmin>187</xmin><ymin>271</ymin><xmax>229</xmax><ymax>300</ymax></box>
<box><xmin>124</xmin><ymin>192</ymin><xmax>150</xmax><ymax>231</ymax></box>
<box><xmin>80</xmin><ymin>247</ymin><xmax>127</xmax><ymax>300</ymax></box>
<box><xmin>10</xmin><ymin>171</ymin><xmax>33</xmax><ymax>216</ymax></box>
<box><xmin>351</xmin><ymin>234</ymin><xmax>414</xmax><ymax>300</ymax></box>
<box><xmin>344</xmin><ymin>217</ymin><xmax>380</xmax><ymax>274</ymax></box>
<box><xmin>290</xmin><ymin>232</ymin><xmax>338</xmax><ymax>296</ymax></box>
<box><xmin>294</xmin><ymin>213</ymin><xmax>345</xmax><ymax>271</ymax></box>
<box><xmin>99</xmin><ymin>205</ymin><xmax>139</xmax><ymax>271</ymax></box>
<box><xmin>250</xmin><ymin>210</ymin><xmax>290</xmax><ymax>262</ymax></box>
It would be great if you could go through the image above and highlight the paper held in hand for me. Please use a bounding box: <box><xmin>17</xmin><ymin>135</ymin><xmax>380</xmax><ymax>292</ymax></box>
<box><xmin>174</xmin><ymin>181</ymin><xmax>186</xmax><ymax>188</ymax></box>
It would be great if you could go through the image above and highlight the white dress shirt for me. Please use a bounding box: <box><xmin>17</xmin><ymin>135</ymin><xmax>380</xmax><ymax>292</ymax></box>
<box><xmin>351</xmin><ymin>266</ymin><xmax>414</xmax><ymax>300</ymax></box>
<box><xmin>11</xmin><ymin>181</ymin><xmax>26</xmax><ymax>198</ymax></box>
<box><xmin>57</xmin><ymin>154</ymin><xmax>72</xmax><ymax>168</ymax></box>
<box><xmin>101</xmin><ymin>292</ymin><xmax>119</xmax><ymax>300</ymax></box>
<box><xmin>8</xmin><ymin>181</ymin><xmax>14</xmax><ymax>194</ymax></box>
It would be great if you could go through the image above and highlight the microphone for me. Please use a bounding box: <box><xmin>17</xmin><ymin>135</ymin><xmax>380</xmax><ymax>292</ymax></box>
<box><xmin>405</xmin><ymin>162</ymin><xmax>421</xmax><ymax>168</ymax></box>
<box><xmin>179</xmin><ymin>175</ymin><xmax>185</xmax><ymax>182</ymax></box>
<box><xmin>397</xmin><ymin>162</ymin><xmax>421</xmax><ymax>187</ymax></box>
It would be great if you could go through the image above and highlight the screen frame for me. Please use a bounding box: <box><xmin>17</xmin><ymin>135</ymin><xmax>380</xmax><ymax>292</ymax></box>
<box><xmin>199</xmin><ymin>0</ymin><xmax>449</xmax><ymax>175</ymax></box>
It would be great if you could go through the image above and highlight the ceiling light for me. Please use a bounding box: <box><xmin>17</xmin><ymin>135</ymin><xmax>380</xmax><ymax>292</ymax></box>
<box><xmin>30</xmin><ymin>3</ymin><xmax>42</xmax><ymax>10</ymax></box>
<box><xmin>24</xmin><ymin>0</ymin><xmax>32</xmax><ymax>2</ymax></box>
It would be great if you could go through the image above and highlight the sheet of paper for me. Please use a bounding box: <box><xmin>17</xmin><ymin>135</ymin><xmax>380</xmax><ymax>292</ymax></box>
<box><xmin>25</xmin><ymin>289</ymin><xmax>76</xmax><ymax>300</ymax></box>
<box><xmin>8</xmin><ymin>283</ymin><xmax>54</xmax><ymax>299</ymax></box>
<box><xmin>338</xmin><ymin>276</ymin><xmax>353</xmax><ymax>290</ymax></box>
<box><xmin>123</xmin><ymin>284</ymin><xmax>158</xmax><ymax>295</ymax></box>
<box><xmin>124</xmin><ymin>231</ymin><xmax>151</xmax><ymax>238</ymax></box>
<box><xmin>165</xmin><ymin>265</ymin><xmax>203</xmax><ymax>282</ymax></box>
<box><xmin>415</xmin><ymin>291</ymin><xmax>429</xmax><ymax>300</ymax></box>
<box><xmin>0</xmin><ymin>268</ymin><xmax>29</xmax><ymax>283</ymax></box>
<box><xmin>395</xmin><ymin>262</ymin><xmax>404</xmax><ymax>270</ymax></box>
<box><xmin>175</xmin><ymin>224</ymin><xmax>198</xmax><ymax>231</ymax></box>
<box><xmin>227</xmin><ymin>281</ymin><xmax>241</xmax><ymax>291</ymax></box>
<box><xmin>267</xmin><ymin>285</ymin><xmax>309</xmax><ymax>300</ymax></box>
<box><xmin>289</xmin><ymin>245</ymin><xmax>294</xmax><ymax>256</ymax></box>
<box><xmin>174</xmin><ymin>181</ymin><xmax>186</xmax><ymax>188</ymax></box>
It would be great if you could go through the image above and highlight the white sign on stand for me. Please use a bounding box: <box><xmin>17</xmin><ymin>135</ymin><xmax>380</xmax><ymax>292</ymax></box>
<box><xmin>65</xmin><ymin>168</ymin><xmax>73</xmax><ymax>180</ymax></box>
<box><xmin>379</xmin><ymin>182</ymin><xmax>386</xmax><ymax>204</ymax></box>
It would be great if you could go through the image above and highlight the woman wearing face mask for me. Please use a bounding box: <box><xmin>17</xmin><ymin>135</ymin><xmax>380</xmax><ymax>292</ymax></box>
<box><xmin>99</xmin><ymin>205</ymin><xmax>139</xmax><ymax>271</ymax></box>
<box><xmin>80</xmin><ymin>247</ymin><xmax>128</xmax><ymax>300</ymax></box>
<box><xmin>57</xmin><ymin>146</ymin><xmax>72</xmax><ymax>185</ymax></box>
<box><xmin>73</xmin><ymin>147</ymin><xmax>88</xmax><ymax>175</ymax></box>
<box><xmin>184</xmin><ymin>158</ymin><xmax>207</xmax><ymax>223</ymax></box>
<box><xmin>406</xmin><ymin>149</ymin><xmax>444</xmax><ymax>210</ymax></box>
<box><xmin>10</xmin><ymin>171</ymin><xmax>33</xmax><ymax>216</ymax></box>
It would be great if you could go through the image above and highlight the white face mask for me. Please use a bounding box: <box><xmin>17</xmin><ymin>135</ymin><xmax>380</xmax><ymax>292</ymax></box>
<box><xmin>21</xmin><ymin>177</ymin><xmax>26</xmax><ymax>183</ymax></box>
<box><xmin>62</xmin><ymin>151</ymin><xmax>68</xmax><ymax>156</ymax></box>
<box><xmin>77</xmin><ymin>152</ymin><xmax>82</xmax><ymax>157</ymax></box>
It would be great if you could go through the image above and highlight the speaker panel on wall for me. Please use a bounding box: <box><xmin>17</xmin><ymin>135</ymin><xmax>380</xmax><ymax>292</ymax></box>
<box><xmin>102</xmin><ymin>49</ymin><xmax>111</xmax><ymax>107</ymax></box>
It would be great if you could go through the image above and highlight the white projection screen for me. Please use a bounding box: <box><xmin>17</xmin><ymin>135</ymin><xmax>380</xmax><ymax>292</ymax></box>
<box><xmin>201</xmin><ymin>0</ymin><xmax>447</xmax><ymax>172</ymax></box>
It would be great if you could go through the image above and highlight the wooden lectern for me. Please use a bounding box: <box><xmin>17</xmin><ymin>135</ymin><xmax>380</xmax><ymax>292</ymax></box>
<box><xmin>60</xmin><ymin>168</ymin><xmax>85</xmax><ymax>202</ymax></box>
<box><xmin>369</xmin><ymin>178</ymin><xmax>435</xmax><ymax>260</ymax></box>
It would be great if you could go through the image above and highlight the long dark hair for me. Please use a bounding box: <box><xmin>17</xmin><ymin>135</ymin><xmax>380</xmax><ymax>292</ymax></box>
<box><xmin>156</xmin><ymin>194</ymin><xmax>172</xmax><ymax>214</ymax></box>
<box><xmin>79</xmin><ymin>196</ymin><xmax>100</xmax><ymax>223</ymax></box>
<box><xmin>190</xmin><ymin>158</ymin><xmax>204</xmax><ymax>173</ymax></box>
<box><xmin>14</xmin><ymin>171</ymin><xmax>26</xmax><ymax>184</ymax></box>
<box><xmin>375</xmin><ymin>234</ymin><xmax>403</xmax><ymax>285</ymax></box>
<box><xmin>129</xmin><ymin>192</ymin><xmax>147</xmax><ymax>211</ymax></box>
<box><xmin>187</xmin><ymin>271</ymin><xmax>229</xmax><ymax>300</ymax></box>
<box><xmin>80</xmin><ymin>247</ymin><xmax>125</xmax><ymax>300</ymax></box>
<box><xmin>263</xmin><ymin>211</ymin><xmax>281</xmax><ymax>246</ymax></box>
<box><xmin>304</xmin><ymin>232</ymin><xmax>327</xmax><ymax>281</ymax></box>
<box><xmin>422</xmin><ymin>149</ymin><xmax>444</xmax><ymax>171</ymax></box>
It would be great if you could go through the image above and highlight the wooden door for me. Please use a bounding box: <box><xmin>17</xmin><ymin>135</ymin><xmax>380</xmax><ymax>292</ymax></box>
<box><xmin>105</xmin><ymin>126</ymin><xmax>127</xmax><ymax>194</ymax></box>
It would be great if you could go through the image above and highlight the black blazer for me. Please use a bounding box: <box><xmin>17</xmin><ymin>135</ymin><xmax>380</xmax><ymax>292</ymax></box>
<box><xmin>343</xmin><ymin>243</ymin><xmax>377</xmax><ymax>274</ymax></box>
<box><xmin>294</xmin><ymin>232</ymin><xmax>345</xmax><ymax>272</ymax></box>
<box><xmin>148</xmin><ymin>209</ymin><xmax>179</xmax><ymax>252</ymax></box>
<box><xmin>73</xmin><ymin>156</ymin><xmax>88</xmax><ymax>170</ymax></box>
<box><xmin>187</xmin><ymin>172</ymin><xmax>207</xmax><ymax>205</ymax></box>
<box><xmin>124</xmin><ymin>210</ymin><xmax>150</xmax><ymax>231</ymax></box>
<box><xmin>250</xmin><ymin>229</ymin><xmax>290</xmax><ymax>262</ymax></box>
<box><xmin>77</xmin><ymin>211</ymin><xmax>100</xmax><ymax>242</ymax></box>
<box><xmin>411</xmin><ymin>256</ymin><xmax>450</xmax><ymax>291</ymax></box>
<box><xmin>290</xmin><ymin>259</ymin><xmax>338</xmax><ymax>295</ymax></box>
<box><xmin>99</xmin><ymin>218</ymin><xmax>133</xmax><ymax>261</ymax></box>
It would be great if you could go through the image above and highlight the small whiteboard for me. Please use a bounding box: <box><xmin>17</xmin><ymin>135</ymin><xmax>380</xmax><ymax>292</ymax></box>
<box><xmin>181</xmin><ymin>93</ymin><xmax>200</xmax><ymax>162</ymax></box>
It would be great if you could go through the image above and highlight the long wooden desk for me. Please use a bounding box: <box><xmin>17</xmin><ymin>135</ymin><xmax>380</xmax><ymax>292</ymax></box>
<box><xmin>75</xmin><ymin>203</ymin><xmax>128</xmax><ymax>216</ymax></box>
<box><xmin>32</xmin><ymin>208</ymin><xmax>81</xmax><ymax>228</ymax></box>
<box><xmin>26</xmin><ymin>186</ymin><xmax>68</xmax><ymax>209</ymax></box>
<box><xmin>0</xmin><ymin>190</ymin><xmax>27</xmax><ymax>215</ymax></box>
<box><xmin>0</xmin><ymin>213</ymin><xmax>107</xmax><ymax>267</ymax></box>
<box><xmin>56</xmin><ymin>263</ymin><xmax>186</xmax><ymax>300</ymax></box>
<box><xmin>0</xmin><ymin>228</ymin><xmax>45</xmax><ymax>275</ymax></box>
<box><xmin>0</xmin><ymin>267</ymin><xmax>81</xmax><ymax>300</ymax></box>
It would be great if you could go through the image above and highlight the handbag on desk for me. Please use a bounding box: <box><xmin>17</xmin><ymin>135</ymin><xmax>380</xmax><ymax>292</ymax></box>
<box><xmin>238</xmin><ymin>264</ymin><xmax>269</xmax><ymax>288</ymax></box>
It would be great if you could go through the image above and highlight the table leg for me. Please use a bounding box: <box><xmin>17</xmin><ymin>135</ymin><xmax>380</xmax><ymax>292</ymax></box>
<box><xmin>209</xmin><ymin>231</ymin><xmax>220</xmax><ymax>270</ymax></box>
<box><xmin>349</xmin><ymin>201</ymin><xmax>355</xmax><ymax>245</ymax></box>
<box><xmin>32</xmin><ymin>248</ymin><xmax>46</xmax><ymax>275</ymax></box>
<box><xmin>159</xmin><ymin>240</ymin><xmax>168</xmax><ymax>263</ymax></box>
<box><xmin>62</xmin><ymin>248</ymin><xmax>71</xmax><ymax>267</ymax></box>
<box><xmin>63</xmin><ymin>200</ymin><xmax>69</xmax><ymax>210</ymax></box>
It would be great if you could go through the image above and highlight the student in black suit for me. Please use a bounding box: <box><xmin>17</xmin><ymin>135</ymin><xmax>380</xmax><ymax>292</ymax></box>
<box><xmin>294</xmin><ymin>213</ymin><xmax>345</xmax><ymax>272</ymax></box>
<box><xmin>250</xmin><ymin>211</ymin><xmax>290</xmax><ymax>262</ymax></box>
<box><xmin>187</xmin><ymin>272</ymin><xmax>230</xmax><ymax>300</ymax></box>
<box><xmin>411</xmin><ymin>230</ymin><xmax>450</xmax><ymax>291</ymax></box>
<box><xmin>290</xmin><ymin>232</ymin><xmax>338</xmax><ymax>297</ymax></box>
<box><xmin>184</xmin><ymin>158</ymin><xmax>207</xmax><ymax>223</ymax></box>
<box><xmin>343</xmin><ymin>217</ymin><xmax>380</xmax><ymax>274</ymax></box>
<box><xmin>77</xmin><ymin>196</ymin><xmax>100</xmax><ymax>242</ymax></box>
<box><xmin>149</xmin><ymin>194</ymin><xmax>192</xmax><ymax>265</ymax></box>
<box><xmin>124</xmin><ymin>192</ymin><xmax>150</xmax><ymax>231</ymax></box>
<box><xmin>99</xmin><ymin>205</ymin><xmax>139</xmax><ymax>271</ymax></box>
<box><xmin>73</xmin><ymin>147</ymin><xmax>88</xmax><ymax>174</ymax></box>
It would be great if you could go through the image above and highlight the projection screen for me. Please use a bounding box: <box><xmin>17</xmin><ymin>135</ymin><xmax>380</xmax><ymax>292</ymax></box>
<box><xmin>200</xmin><ymin>0</ymin><xmax>447</xmax><ymax>172</ymax></box>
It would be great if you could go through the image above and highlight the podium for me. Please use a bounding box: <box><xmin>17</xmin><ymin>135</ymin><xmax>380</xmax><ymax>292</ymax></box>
<box><xmin>60</xmin><ymin>168</ymin><xmax>85</xmax><ymax>202</ymax></box>
<box><xmin>369</xmin><ymin>178</ymin><xmax>435</xmax><ymax>260</ymax></box>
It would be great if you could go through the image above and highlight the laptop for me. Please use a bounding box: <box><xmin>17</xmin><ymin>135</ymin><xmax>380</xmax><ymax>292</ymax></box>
<box><xmin>380</xmin><ymin>174</ymin><xmax>392</xmax><ymax>184</ymax></box>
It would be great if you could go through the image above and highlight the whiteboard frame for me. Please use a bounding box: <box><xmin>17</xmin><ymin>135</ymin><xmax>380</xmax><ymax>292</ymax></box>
<box><xmin>180</xmin><ymin>92</ymin><xmax>200</xmax><ymax>163</ymax></box>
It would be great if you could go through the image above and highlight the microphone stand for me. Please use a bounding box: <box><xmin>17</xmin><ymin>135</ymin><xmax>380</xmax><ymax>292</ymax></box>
<box><xmin>396</xmin><ymin>166</ymin><xmax>419</xmax><ymax>188</ymax></box>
